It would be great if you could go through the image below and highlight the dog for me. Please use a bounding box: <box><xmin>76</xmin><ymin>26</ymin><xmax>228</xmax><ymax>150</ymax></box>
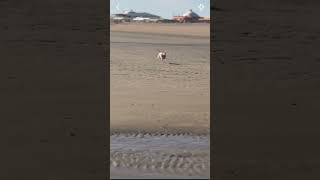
<box><xmin>157</xmin><ymin>50</ymin><xmax>167</xmax><ymax>63</ymax></box>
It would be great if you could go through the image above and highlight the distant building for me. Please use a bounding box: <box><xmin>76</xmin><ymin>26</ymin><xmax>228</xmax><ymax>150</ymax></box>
<box><xmin>110</xmin><ymin>9</ymin><xmax>209</xmax><ymax>24</ymax></box>
<box><xmin>110</xmin><ymin>15</ymin><xmax>131</xmax><ymax>22</ymax></box>
<box><xmin>111</xmin><ymin>10</ymin><xmax>161</xmax><ymax>22</ymax></box>
<box><xmin>173</xmin><ymin>9</ymin><xmax>205</xmax><ymax>23</ymax></box>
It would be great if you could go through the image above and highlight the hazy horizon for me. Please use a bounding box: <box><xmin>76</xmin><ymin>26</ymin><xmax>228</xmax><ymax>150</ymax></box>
<box><xmin>110</xmin><ymin>0</ymin><xmax>210</xmax><ymax>19</ymax></box>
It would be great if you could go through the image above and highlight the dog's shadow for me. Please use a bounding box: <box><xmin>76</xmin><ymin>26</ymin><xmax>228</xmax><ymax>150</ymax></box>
<box><xmin>168</xmin><ymin>62</ymin><xmax>180</xmax><ymax>65</ymax></box>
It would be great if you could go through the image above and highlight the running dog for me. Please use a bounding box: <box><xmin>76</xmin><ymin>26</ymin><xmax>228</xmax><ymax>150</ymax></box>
<box><xmin>157</xmin><ymin>50</ymin><xmax>167</xmax><ymax>63</ymax></box>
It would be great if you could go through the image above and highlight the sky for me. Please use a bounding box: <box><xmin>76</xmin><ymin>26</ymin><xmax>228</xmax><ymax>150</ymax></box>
<box><xmin>110</xmin><ymin>0</ymin><xmax>210</xmax><ymax>19</ymax></box>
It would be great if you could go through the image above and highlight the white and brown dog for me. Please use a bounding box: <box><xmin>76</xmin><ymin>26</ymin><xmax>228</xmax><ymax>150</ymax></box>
<box><xmin>157</xmin><ymin>50</ymin><xmax>167</xmax><ymax>63</ymax></box>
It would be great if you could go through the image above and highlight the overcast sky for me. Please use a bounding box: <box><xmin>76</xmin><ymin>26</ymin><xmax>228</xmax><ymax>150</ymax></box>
<box><xmin>110</xmin><ymin>0</ymin><xmax>210</xmax><ymax>19</ymax></box>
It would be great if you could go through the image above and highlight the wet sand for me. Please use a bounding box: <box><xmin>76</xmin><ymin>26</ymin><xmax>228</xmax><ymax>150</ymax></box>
<box><xmin>110</xmin><ymin>134</ymin><xmax>210</xmax><ymax>179</ymax></box>
<box><xmin>110</xmin><ymin>23</ymin><xmax>210</xmax><ymax>178</ymax></box>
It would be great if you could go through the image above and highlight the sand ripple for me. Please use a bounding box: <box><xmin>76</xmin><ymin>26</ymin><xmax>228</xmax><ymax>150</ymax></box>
<box><xmin>110</xmin><ymin>134</ymin><xmax>210</xmax><ymax>178</ymax></box>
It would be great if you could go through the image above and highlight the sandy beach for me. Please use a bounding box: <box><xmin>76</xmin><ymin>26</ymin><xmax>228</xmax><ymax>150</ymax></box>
<box><xmin>111</xmin><ymin>23</ymin><xmax>210</xmax><ymax>134</ymax></box>
<box><xmin>110</xmin><ymin>23</ymin><xmax>210</xmax><ymax>178</ymax></box>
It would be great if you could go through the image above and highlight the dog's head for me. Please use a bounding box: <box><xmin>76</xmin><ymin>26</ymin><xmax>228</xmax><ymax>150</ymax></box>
<box><xmin>159</xmin><ymin>52</ymin><xmax>166</xmax><ymax>56</ymax></box>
